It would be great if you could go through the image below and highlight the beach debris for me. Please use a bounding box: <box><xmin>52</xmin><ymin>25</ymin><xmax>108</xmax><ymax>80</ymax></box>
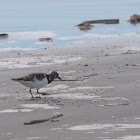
<box><xmin>24</xmin><ymin>113</ymin><xmax>63</xmax><ymax>125</ymax></box>
<box><xmin>101</xmin><ymin>103</ymin><xmax>130</xmax><ymax>107</ymax></box>
<box><xmin>105</xmin><ymin>54</ymin><xmax>109</xmax><ymax>56</ymax></box>
<box><xmin>77</xmin><ymin>19</ymin><xmax>119</xmax><ymax>26</ymax></box>
<box><xmin>0</xmin><ymin>33</ymin><xmax>9</xmax><ymax>39</ymax></box>
<box><xmin>129</xmin><ymin>14</ymin><xmax>140</xmax><ymax>24</ymax></box>
<box><xmin>126</xmin><ymin>64</ymin><xmax>140</xmax><ymax>66</ymax></box>
<box><xmin>105</xmin><ymin>50</ymin><xmax>140</xmax><ymax>57</ymax></box>
<box><xmin>111</xmin><ymin>116</ymin><xmax>115</xmax><ymax>119</ymax></box>
<box><xmin>50</xmin><ymin>120</ymin><xmax>59</xmax><ymax>122</ymax></box>
<box><xmin>39</xmin><ymin>37</ymin><xmax>53</xmax><ymax>42</ymax></box>
<box><xmin>125</xmin><ymin>64</ymin><xmax>129</xmax><ymax>66</ymax></box>
<box><xmin>76</xmin><ymin>19</ymin><xmax>119</xmax><ymax>31</ymax></box>
<box><xmin>121</xmin><ymin>50</ymin><xmax>140</xmax><ymax>55</ymax></box>
<box><xmin>131</xmin><ymin>64</ymin><xmax>140</xmax><ymax>66</ymax></box>
<box><xmin>77</xmin><ymin>24</ymin><xmax>94</xmax><ymax>31</ymax></box>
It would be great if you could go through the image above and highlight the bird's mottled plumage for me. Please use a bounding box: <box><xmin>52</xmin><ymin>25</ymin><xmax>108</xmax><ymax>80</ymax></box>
<box><xmin>12</xmin><ymin>71</ymin><xmax>62</xmax><ymax>97</ymax></box>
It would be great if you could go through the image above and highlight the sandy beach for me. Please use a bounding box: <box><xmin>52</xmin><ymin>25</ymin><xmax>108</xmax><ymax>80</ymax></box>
<box><xmin>0</xmin><ymin>37</ymin><xmax>140</xmax><ymax>140</ymax></box>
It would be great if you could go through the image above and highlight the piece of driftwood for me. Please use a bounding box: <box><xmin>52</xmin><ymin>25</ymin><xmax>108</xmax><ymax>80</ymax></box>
<box><xmin>76</xmin><ymin>19</ymin><xmax>119</xmax><ymax>31</ymax></box>
<box><xmin>78</xmin><ymin>24</ymin><xmax>94</xmax><ymax>31</ymax></box>
<box><xmin>39</xmin><ymin>37</ymin><xmax>53</xmax><ymax>42</ymax></box>
<box><xmin>77</xmin><ymin>19</ymin><xmax>119</xmax><ymax>27</ymax></box>
<box><xmin>24</xmin><ymin>113</ymin><xmax>63</xmax><ymax>125</ymax></box>
<box><xmin>0</xmin><ymin>33</ymin><xmax>9</xmax><ymax>39</ymax></box>
<box><xmin>129</xmin><ymin>14</ymin><xmax>140</xmax><ymax>24</ymax></box>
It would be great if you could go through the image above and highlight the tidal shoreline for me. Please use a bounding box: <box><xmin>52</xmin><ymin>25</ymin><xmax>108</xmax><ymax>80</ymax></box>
<box><xmin>0</xmin><ymin>39</ymin><xmax>140</xmax><ymax>140</ymax></box>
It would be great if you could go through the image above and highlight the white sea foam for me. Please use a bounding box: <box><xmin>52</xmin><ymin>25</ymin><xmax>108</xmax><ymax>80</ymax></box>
<box><xmin>34</xmin><ymin>42</ymin><xmax>53</xmax><ymax>45</ymax></box>
<box><xmin>2</xmin><ymin>132</ymin><xmax>12</xmax><ymax>135</ymax></box>
<box><xmin>0</xmin><ymin>55</ymin><xmax>83</xmax><ymax>69</ymax></box>
<box><xmin>103</xmin><ymin>135</ymin><xmax>140</xmax><ymax>140</ymax></box>
<box><xmin>99</xmin><ymin>103</ymin><xmax>125</xmax><ymax>106</ymax></box>
<box><xmin>26</xmin><ymin>137</ymin><xmax>41</xmax><ymax>140</ymax></box>
<box><xmin>57</xmin><ymin>36</ymin><xmax>83</xmax><ymax>40</ymax></box>
<box><xmin>102</xmin><ymin>131</ymin><xmax>113</xmax><ymax>134</ymax></box>
<box><xmin>98</xmin><ymin>137</ymin><xmax>110</xmax><ymax>140</ymax></box>
<box><xmin>118</xmin><ymin>135</ymin><xmax>140</xmax><ymax>140</ymax></box>
<box><xmin>53</xmin><ymin>56</ymin><xmax>83</xmax><ymax>64</ymax></box>
<box><xmin>8</xmin><ymin>31</ymin><xmax>55</xmax><ymax>40</ymax></box>
<box><xmin>53</xmin><ymin>60</ymin><xmax>66</xmax><ymax>64</ymax></box>
<box><xmin>10</xmin><ymin>138</ymin><xmax>20</xmax><ymax>140</ymax></box>
<box><xmin>134</xmin><ymin>118</ymin><xmax>140</xmax><ymax>120</ymax></box>
<box><xmin>83</xmin><ymin>34</ymin><xmax>119</xmax><ymax>38</ymax></box>
<box><xmin>20</xmin><ymin>104</ymin><xmax>59</xmax><ymax>109</ymax></box>
<box><xmin>40</xmin><ymin>85</ymin><xmax>69</xmax><ymax>91</ymax></box>
<box><xmin>68</xmin><ymin>124</ymin><xmax>140</xmax><ymax>131</ymax></box>
<box><xmin>0</xmin><ymin>109</ymin><xmax>33</xmax><ymax>113</ymax></box>
<box><xmin>18</xmin><ymin>109</ymin><xmax>34</xmax><ymax>112</ymax></box>
<box><xmin>49</xmin><ymin>92</ymin><xmax>128</xmax><ymax>101</ymax></box>
<box><xmin>49</xmin><ymin>93</ymin><xmax>101</xmax><ymax>100</ymax></box>
<box><xmin>87</xmin><ymin>132</ymin><xmax>95</xmax><ymax>134</ymax></box>
<box><xmin>122</xmin><ymin>118</ymin><xmax>127</xmax><ymax>120</ymax></box>
<box><xmin>61</xmin><ymin>124</ymin><xmax>69</xmax><ymax>127</ymax></box>
<box><xmin>103</xmin><ymin>97</ymin><xmax>128</xmax><ymax>101</ymax></box>
<box><xmin>68</xmin><ymin>86</ymin><xmax>115</xmax><ymax>91</ymax></box>
<box><xmin>58</xmin><ymin>71</ymin><xmax>76</xmax><ymax>74</ymax></box>
<box><xmin>0</xmin><ymin>109</ymin><xmax>18</xmax><ymax>113</ymax></box>
<box><xmin>0</xmin><ymin>47</ymin><xmax>37</xmax><ymax>52</ymax></box>
<box><xmin>57</xmin><ymin>32</ymin><xmax>139</xmax><ymax>41</ymax></box>
<box><xmin>10</xmin><ymin>137</ymin><xmax>48</xmax><ymax>140</ymax></box>
<box><xmin>50</xmin><ymin>128</ymin><xmax>62</xmax><ymax>131</ymax></box>
<box><xmin>57</xmin><ymin>34</ymin><xmax>119</xmax><ymax>41</ymax></box>
<box><xmin>26</xmin><ymin>137</ymin><xmax>48</xmax><ymax>140</ymax></box>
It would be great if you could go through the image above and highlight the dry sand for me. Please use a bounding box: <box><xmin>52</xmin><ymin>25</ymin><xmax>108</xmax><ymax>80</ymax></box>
<box><xmin>0</xmin><ymin>38</ymin><xmax>140</xmax><ymax>140</ymax></box>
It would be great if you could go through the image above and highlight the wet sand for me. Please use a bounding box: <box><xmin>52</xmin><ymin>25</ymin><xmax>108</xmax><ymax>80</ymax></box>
<box><xmin>0</xmin><ymin>39</ymin><xmax>140</xmax><ymax>140</ymax></box>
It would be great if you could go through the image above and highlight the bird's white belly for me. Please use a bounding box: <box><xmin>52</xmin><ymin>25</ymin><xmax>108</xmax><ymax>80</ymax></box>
<box><xmin>20</xmin><ymin>78</ymin><xmax>48</xmax><ymax>89</ymax></box>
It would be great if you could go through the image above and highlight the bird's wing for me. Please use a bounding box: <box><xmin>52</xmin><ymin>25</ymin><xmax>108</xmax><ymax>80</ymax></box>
<box><xmin>33</xmin><ymin>73</ymin><xmax>46</xmax><ymax>81</ymax></box>
<box><xmin>12</xmin><ymin>74</ymin><xmax>35</xmax><ymax>82</ymax></box>
<box><xmin>22</xmin><ymin>74</ymin><xmax>35</xmax><ymax>81</ymax></box>
<box><xmin>12</xmin><ymin>73</ymin><xmax>46</xmax><ymax>82</ymax></box>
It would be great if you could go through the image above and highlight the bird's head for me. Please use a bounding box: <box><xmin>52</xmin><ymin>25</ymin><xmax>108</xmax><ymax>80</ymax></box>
<box><xmin>50</xmin><ymin>71</ymin><xmax>62</xmax><ymax>81</ymax></box>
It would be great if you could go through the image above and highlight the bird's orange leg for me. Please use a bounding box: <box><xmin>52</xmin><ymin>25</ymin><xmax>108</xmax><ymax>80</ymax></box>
<box><xmin>29</xmin><ymin>88</ymin><xmax>34</xmax><ymax>97</ymax></box>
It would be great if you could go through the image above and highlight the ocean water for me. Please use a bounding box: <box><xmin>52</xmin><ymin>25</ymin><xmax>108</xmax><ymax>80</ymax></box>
<box><xmin>0</xmin><ymin>0</ymin><xmax>140</xmax><ymax>49</ymax></box>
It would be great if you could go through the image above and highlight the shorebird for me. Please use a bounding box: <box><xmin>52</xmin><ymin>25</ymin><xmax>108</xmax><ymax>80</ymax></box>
<box><xmin>12</xmin><ymin>71</ymin><xmax>62</xmax><ymax>97</ymax></box>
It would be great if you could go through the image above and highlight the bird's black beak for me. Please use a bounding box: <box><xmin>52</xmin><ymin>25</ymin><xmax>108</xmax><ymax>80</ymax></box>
<box><xmin>58</xmin><ymin>76</ymin><xmax>62</xmax><ymax>81</ymax></box>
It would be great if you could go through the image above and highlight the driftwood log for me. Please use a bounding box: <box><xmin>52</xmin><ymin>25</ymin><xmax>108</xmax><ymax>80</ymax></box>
<box><xmin>129</xmin><ymin>14</ymin><xmax>140</xmax><ymax>24</ymax></box>
<box><xmin>76</xmin><ymin>19</ymin><xmax>119</xmax><ymax>31</ymax></box>
<box><xmin>77</xmin><ymin>19</ymin><xmax>119</xmax><ymax>27</ymax></box>
<box><xmin>39</xmin><ymin>37</ymin><xmax>53</xmax><ymax>42</ymax></box>
<box><xmin>0</xmin><ymin>33</ymin><xmax>9</xmax><ymax>39</ymax></box>
<box><xmin>24</xmin><ymin>113</ymin><xmax>63</xmax><ymax>125</ymax></box>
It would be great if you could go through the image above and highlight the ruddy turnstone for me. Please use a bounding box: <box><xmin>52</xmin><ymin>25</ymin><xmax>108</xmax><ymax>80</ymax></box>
<box><xmin>12</xmin><ymin>71</ymin><xmax>62</xmax><ymax>97</ymax></box>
